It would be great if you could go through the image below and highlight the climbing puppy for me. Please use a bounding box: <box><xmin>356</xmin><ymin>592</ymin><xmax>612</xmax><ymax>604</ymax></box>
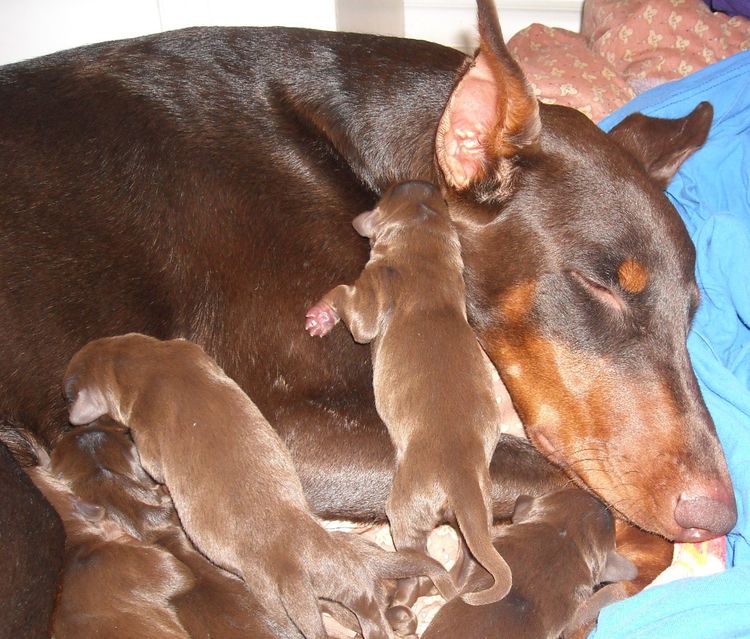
<box><xmin>63</xmin><ymin>333</ymin><xmax>455</xmax><ymax>639</ymax></box>
<box><xmin>306</xmin><ymin>180</ymin><xmax>511</xmax><ymax>606</ymax></box>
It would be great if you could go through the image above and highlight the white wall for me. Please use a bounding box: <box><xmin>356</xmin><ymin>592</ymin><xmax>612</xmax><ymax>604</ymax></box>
<box><xmin>0</xmin><ymin>0</ymin><xmax>583</xmax><ymax>66</ymax></box>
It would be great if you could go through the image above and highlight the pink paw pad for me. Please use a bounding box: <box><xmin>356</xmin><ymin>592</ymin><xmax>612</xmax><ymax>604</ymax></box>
<box><xmin>305</xmin><ymin>302</ymin><xmax>339</xmax><ymax>337</ymax></box>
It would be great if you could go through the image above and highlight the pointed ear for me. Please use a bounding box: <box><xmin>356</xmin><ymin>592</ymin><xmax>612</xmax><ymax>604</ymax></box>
<box><xmin>68</xmin><ymin>387</ymin><xmax>108</xmax><ymax>425</ymax></box>
<box><xmin>600</xmin><ymin>550</ymin><xmax>639</xmax><ymax>583</ymax></box>
<box><xmin>435</xmin><ymin>0</ymin><xmax>540</xmax><ymax>191</ymax></box>
<box><xmin>352</xmin><ymin>208</ymin><xmax>380</xmax><ymax>238</ymax></box>
<box><xmin>608</xmin><ymin>101</ymin><xmax>712</xmax><ymax>189</ymax></box>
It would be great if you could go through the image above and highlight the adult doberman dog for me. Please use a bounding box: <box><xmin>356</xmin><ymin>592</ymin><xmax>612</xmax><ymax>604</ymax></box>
<box><xmin>0</xmin><ymin>0</ymin><xmax>736</xmax><ymax>635</ymax></box>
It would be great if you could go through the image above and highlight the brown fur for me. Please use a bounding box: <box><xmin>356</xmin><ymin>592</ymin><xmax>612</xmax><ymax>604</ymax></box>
<box><xmin>307</xmin><ymin>181</ymin><xmax>511</xmax><ymax>607</ymax></box>
<box><xmin>0</xmin><ymin>433</ymin><xmax>63</xmax><ymax>639</ymax></box>
<box><xmin>423</xmin><ymin>489</ymin><xmax>637</xmax><ymax>639</ymax></box>
<box><xmin>0</xmin><ymin>0</ymin><xmax>736</xmax><ymax>627</ymax></box>
<box><xmin>3</xmin><ymin>421</ymin><xmax>286</xmax><ymax>639</ymax></box>
<box><xmin>63</xmin><ymin>334</ymin><xmax>456</xmax><ymax>639</ymax></box>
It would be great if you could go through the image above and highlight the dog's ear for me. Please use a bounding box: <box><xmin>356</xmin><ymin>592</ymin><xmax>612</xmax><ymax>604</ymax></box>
<box><xmin>352</xmin><ymin>208</ymin><xmax>380</xmax><ymax>238</ymax></box>
<box><xmin>600</xmin><ymin>549</ymin><xmax>639</xmax><ymax>583</ymax></box>
<box><xmin>608</xmin><ymin>101</ymin><xmax>713</xmax><ymax>189</ymax></box>
<box><xmin>511</xmin><ymin>494</ymin><xmax>535</xmax><ymax>523</ymax></box>
<box><xmin>68</xmin><ymin>387</ymin><xmax>109</xmax><ymax>425</ymax></box>
<box><xmin>435</xmin><ymin>0</ymin><xmax>540</xmax><ymax>192</ymax></box>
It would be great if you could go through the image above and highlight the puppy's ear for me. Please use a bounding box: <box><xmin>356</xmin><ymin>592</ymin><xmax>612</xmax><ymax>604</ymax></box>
<box><xmin>352</xmin><ymin>208</ymin><xmax>380</xmax><ymax>238</ymax></box>
<box><xmin>600</xmin><ymin>550</ymin><xmax>639</xmax><ymax>583</ymax></box>
<box><xmin>69</xmin><ymin>387</ymin><xmax>108</xmax><ymax>425</ymax></box>
<box><xmin>74</xmin><ymin>498</ymin><xmax>105</xmax><ymax>522</ymax></box>
<box><xmin>511</xmin><ymin>494</ymin><xmax>535</xmax><ymax>523</ymax></box>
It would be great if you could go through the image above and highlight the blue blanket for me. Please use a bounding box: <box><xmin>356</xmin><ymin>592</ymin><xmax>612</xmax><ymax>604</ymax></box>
<box><xmin>593</xmin><ymin>52</ymin><xmax>750</xmax><ymax>638</ymax></box>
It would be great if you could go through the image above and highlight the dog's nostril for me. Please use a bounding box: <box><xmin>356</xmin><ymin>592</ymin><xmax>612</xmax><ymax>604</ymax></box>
<box><xmin>674</xmin><ymin>485</ymin><xmax>737</xmax><ymax>540</ymax></box>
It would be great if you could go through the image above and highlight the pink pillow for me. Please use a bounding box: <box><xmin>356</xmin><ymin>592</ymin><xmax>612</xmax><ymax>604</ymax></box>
<box><xmin>583</xmin><ymin>0</ymin><xmax>750</xmax><ymax>92</ymax></box>
<box><xmin>508</xmin><ymin>24</ymin><xmax>636</xmax><ymax>122</ymax></box>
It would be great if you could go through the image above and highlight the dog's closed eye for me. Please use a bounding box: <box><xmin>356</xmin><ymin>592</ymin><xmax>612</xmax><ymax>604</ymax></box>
<box><xmin>569</xmin><ymin>270</ymin><xmax>626</xmax><ymax>313</ymax></box>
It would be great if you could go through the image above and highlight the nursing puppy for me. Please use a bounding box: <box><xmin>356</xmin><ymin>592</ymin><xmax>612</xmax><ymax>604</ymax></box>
<box><xmin>0</xmin><ymin>424</ymin><xmax>194</xmax><ymax>639</ymax></box>
<box><xmin>1</xmin><ymin>421</ymin><xmax>284</xmax><ymax>639</ymax></box>
<box><xmin>50</xmin><ymin>420</ymin><xmax>284</xmax><ymax>639</ymax></box>
<box><xmin>306</xmin><ymin>181</ymin><xmax>511</xmax><ymax>606</ymax></box>
<box><xmin>421</xmin><ymin>489</ymin><xmax>638</xmax><ymax>639</ymax></box>
<box><xmin>63</xmin><ymin>333</ymin><xmax>456</xmax><ymax>639</ymax></box>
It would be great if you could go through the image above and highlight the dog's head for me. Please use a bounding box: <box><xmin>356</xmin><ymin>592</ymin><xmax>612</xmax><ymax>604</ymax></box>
<box><xmin>51</xmin><ymin>419</ymin><xmax>172</xmax><ymax>538</ymax></box>
<box><xmin>434</xmin><ymin>0</ymin><xmax>735</xmax><ymax>541</ymax></box>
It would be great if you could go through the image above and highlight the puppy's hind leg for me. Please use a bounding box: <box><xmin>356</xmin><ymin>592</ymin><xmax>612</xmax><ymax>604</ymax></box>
<box><xmin>386</xmin><ymin>465</ymin><xmax>457</xmax><ymax>604</ymax></box>
<box><xmin>277</xmin><ymin>569</ymin><xmax>328</xmax><ymax>639</ymax></box>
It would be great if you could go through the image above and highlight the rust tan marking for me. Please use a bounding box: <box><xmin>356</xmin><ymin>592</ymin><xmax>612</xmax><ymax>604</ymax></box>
<box><xmin>484</xmin><ymin>320</ymin><xmax>711</xmax><ymax>538</ymax></box>
<box><xmin>498</xmin><ymin>280</ymin><xmax>536</xmax><ymax>325</ymax></box>
<box><xmin>618</xmin><ymin>259</ymin><xmax>649</xmax><ymax>294</ymax></box>
<box><xmin>504</xmin><ymin>363</ymin><xmax>522</xmax><ymax>378</ymax></box>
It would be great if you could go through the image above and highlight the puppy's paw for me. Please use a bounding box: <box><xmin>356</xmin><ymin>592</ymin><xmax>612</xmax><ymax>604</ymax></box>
<box><xmin>305</xmin><ymin>302</ymin><xmax>339</xmax><ymax>337</ymax></box>
<box><xmin>385</xmin><ymin>605</ymin><xmax>418</xmax><ymax>636</ymax></box>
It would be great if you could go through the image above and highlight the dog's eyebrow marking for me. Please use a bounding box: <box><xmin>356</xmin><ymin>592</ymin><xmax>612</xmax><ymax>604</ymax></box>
<box><xmin>617</xmin><ymin>259</ymin><xmax>649</xmax><ymax>293</ymax></box>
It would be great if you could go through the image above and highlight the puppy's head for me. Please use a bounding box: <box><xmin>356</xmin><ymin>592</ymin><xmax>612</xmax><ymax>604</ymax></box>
<box><xmin>51</xmin><ymin>419</ymin><xmax>172</xmax><ymax>538</ymax></box>
<box><xmin>512</xmin><ymin>489</ymin><xmax>637</xmax><ymax>585</ymax></box>
<box><xmin>63</xmin><ymin>333</ymin><xmax>161</xmax><ymax>426</ymax></box>
<box><xmin>352</xmin><ymin>180</ymin><xmax>449</xmax><ymax>239</ymax></box>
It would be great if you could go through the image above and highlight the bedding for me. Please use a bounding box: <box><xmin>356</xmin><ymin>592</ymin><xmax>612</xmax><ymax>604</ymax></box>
<box><xmin>508</xmin><ymin>0</ymin><xmax>750</xmax><ymax>121</ymax></box>
<box><xmin>591</xmin><ymin>49</ymin><xmax>750</xmax><ymax>638</ymax></box>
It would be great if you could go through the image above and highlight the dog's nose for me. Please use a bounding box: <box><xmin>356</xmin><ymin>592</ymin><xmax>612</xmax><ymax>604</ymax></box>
<box><xmin>673</xmin><ymin>482</ymin><xmax>737</xmax><ymax>542</ymax></box>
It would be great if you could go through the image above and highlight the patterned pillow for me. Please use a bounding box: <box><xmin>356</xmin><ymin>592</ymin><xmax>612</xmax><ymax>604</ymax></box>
<box><xmin>508</xmin><ymin>24</ymin><xmax>636</xmax><ymax>122</ymax></box>
<box><xmin>582</xmin><ymin>0</ymin><xmax>750</xmax><ymax>92</ymax></box>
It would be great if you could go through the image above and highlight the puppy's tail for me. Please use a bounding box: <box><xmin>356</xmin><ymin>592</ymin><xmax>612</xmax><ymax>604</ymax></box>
<box><xmin>334</xmin><ymin>531</ymin><xmax>458</xmax><ymax>602</ymax></box>
<box><xmin>451</xmin><ymin>472</ymin><xmax>512</xmax><ymax>606</ymax></box>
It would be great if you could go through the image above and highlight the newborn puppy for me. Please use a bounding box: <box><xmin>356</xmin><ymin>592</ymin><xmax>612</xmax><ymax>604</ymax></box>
<box><xmin>422</xmin><ymin>489</ymin><xmax>638</xmax><ymax>639</ymax></box>
<box><xmin>50</xmin><ymin>419</ymin><xmax>285</xmax><ymax>639</ymax></box>
<box><xmin>63</xmin><ymin>333</ymin><xmax>455</xmax><ymax>639</ymax></box>
<box><xmin>306</xmin><ymin>180</ymin><xmax>511</xmax><ymax>606</ymax></box>
<box><xmin>1</xmin><ymin>423</ymin><xmax>194</xmax><ymax>639</ymax></box>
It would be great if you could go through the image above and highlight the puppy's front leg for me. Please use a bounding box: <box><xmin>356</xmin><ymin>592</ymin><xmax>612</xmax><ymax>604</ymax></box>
<box><xmin>306</xmin><ymin>273</ymin><xmax>385</xmax><ymax>344</ymax></box>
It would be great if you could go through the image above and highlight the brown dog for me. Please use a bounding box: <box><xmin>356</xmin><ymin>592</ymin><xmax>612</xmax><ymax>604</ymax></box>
<box><xmin>0</xmin><ymin>0</ymin><xmax>736</xmax><ymax>628</ymax></box>
<box><xmin>63</xmin><ymin>333</ymin><xmax>456</xmax><ymax>639</ymax></box>
<box><xmin>422</xmin><ymin>489</ymin><xmax>638</xmax><ymax>639</ymax></box>
<box><xmin>306</xmin><ymin>180</ymin><xmax>511</xmax><ymax>607</ymax></box>
<box><xmin>53</xmin><ymin>420</ymin><xmax>287</xmax><ymax>638</ymax></box>
<box><xmin>1</xmin><ymin>420</ymin><xmax>287</xmax><ymax>639</ymax></box>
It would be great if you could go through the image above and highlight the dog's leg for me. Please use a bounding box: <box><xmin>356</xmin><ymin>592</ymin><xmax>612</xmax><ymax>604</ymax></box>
<box><xmin>384</xmin><ymin>461</ymin><xmax>459</xmax><ymax>612</ymax></box>
<box><xmin>274</xmin><ymin>400</ymin><xmax>567</xmax><ymax>523</ymax></box>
